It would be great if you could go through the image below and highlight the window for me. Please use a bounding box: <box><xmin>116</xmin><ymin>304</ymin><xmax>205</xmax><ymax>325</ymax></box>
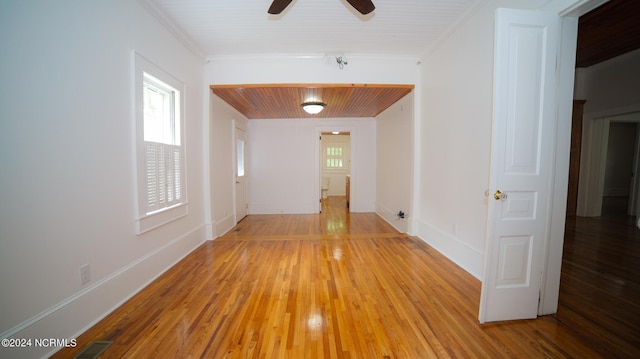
<box><xmin>142</xmin><ymin>73</ymin><xmax>182</xmax><ymax>213</ymax></box>
<box><xmin>237</xmin><ymin>138</ymin><xmax>245</xmax><ymax>177</ymax></box>
<box><xmin>134</xmin><ymin>53</ymin><xmax>186</xmax><ymax>233</ymax></box>
<box><xmin>325</xmin><ymin>146</ymin><xmax>344</xmax><ymax>169</ymax></box>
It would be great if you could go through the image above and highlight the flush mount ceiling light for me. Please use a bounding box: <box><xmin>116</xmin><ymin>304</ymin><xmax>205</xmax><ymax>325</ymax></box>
<box><xmin>301</xmin><ymin>101</ymin><xmax>326</xmax><ymax>115</ymax></box>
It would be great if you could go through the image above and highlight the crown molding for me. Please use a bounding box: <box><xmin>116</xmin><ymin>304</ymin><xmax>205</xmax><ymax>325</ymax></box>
<box><xmin>136</xmin><ymin>0</ymin><xmax>206</xmax><ymax>62</ymax></box>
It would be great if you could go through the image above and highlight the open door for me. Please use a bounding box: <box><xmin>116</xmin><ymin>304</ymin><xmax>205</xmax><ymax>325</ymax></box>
<box><xmin>479</xmin><ymin>8</ymin><xmax>561</xmax><ymax>323</ymax></box>
<box><xmin>234</xmin><ymin>126</ymin><xmax>248</xmax><ymax>222</ymax></box>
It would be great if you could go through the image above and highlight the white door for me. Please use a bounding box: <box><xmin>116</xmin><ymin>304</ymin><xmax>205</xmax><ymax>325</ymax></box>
<box><xmin>479</xmin><ymin>8</ymin><xmax>560</xmax><ymax>323</ymax></box>
<box><xmin>235</xmin><ymin>127</ymin><xmax>248</xmax><ymax>222</ymax></box>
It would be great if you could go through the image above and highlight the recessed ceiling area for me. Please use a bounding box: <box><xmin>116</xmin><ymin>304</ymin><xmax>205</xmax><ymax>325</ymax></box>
<box><xmin>210</xmin><ymin>84</ymin><xmax>414</xmax><ymax>119</ymax></box>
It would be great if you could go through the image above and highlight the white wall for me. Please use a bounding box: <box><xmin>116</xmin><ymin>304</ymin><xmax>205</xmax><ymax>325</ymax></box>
<box><xmin>416</xmin><ymin>3</ymin><xmax>495</xmax><ymax>279</ymax></box>
<box><xmin>206</xmin><ymin>54</ymin><xmax>419</xmax><ymax>85</ymax></box>
<box><xmin>248</xmin><ymin>118</ymin><xmax>376</xmax><ymax>214</ymax></box>
<box><xmin>0</xmin><ymin>1</ymin><xmax>205</xmax><ymax>357</ymax></box>
<box><xmin>376</xmin><ymin>93</ymin><xmax>414</xmax><ymax>233</ymax></box>
<box><xmin>576</xmin><ymin>48</ymin><xmax>640</xmax><ymax>115</ymax></box>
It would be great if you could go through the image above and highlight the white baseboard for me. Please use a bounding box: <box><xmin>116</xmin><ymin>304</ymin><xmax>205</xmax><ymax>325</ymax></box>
<box><xmin>249</xmin><ymin>201</ymin><xmax>317</xmax><ymax>214</ymax></box>
<box><xmin>0</xmin><ymin>225</ymin><xmax>206</xmax><ymax>359</ymax></box>
<box><xmin>412</xmin><ymin>219</ymin><xmax>484</xmax><ymax>280</ymax></box>
<box><xmin>213</xmin><ymin>213</ymin><xmax>237</xmax><ymax>238</ymax></box>
<box><xmin>375</xmin><ymin>202</ymin><xmax>408</xmax><ymax>233</ymax></box>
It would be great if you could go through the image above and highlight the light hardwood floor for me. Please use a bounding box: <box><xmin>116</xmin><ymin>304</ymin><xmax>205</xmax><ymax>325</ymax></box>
<box><xmin>53</xmin><ymin>197</ymin><xmax>614</xmax><ymax>358</ymax></box>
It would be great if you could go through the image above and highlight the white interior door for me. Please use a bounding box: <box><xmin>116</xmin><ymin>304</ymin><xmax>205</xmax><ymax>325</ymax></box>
<box><xmin>235</xmin><ymin>127</ymin><xmax>248</xmax><ymax>222</ymax></box>
<box><xmin>479</xmin><ymin>8</ymin><xmax>560</xmax><ymax>323</ymax></box>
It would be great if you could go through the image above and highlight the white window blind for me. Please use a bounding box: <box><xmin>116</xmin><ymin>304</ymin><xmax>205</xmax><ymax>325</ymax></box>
<box><xmin>144</xmin><ymin>142</ymin><xmax>182</xmax><ymax>213</ymax></box>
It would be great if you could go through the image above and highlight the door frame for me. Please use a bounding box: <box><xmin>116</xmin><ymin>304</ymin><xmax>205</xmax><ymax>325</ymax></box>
<box><xmin>315</xmin><ymin>126</ymin><xmax>356</xmax><ymax>213</ymax></box>
<box><xmin>232</xmin><ymin>120</ymin><xmax>248</xmax><ymax>223</ymax></box>
<box><xmin>578</xmin><ymin>112</ymin><xmax>640</xmax><ymax>217</ymax></box>
<box><xmin>538</xmin><ymin>0</ymin><xmax>611</xmax><ymax>316</ymax></box>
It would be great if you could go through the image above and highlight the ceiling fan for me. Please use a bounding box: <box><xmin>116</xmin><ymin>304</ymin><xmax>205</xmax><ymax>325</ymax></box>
<box><xmin>268</xmin><ymin>0</ymin><xmax>375</xmax><ymax>15</ymax></box>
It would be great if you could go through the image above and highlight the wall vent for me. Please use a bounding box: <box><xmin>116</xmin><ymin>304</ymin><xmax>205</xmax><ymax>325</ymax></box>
<box><xmin>74</xmin><ymin>341</ymin><xmax>113</xmax><ymax>359</ymax></box>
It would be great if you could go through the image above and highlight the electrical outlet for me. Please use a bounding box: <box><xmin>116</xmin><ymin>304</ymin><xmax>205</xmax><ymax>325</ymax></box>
<box><xmin>80</xmin><ymin>264</ymin><xmax>91</xmax><ymax>285</ymax></box>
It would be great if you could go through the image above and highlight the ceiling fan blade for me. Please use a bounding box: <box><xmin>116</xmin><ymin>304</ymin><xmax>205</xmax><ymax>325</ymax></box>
<box><xmin>268</xmin><ymin>0</ymin><xmax>294</xmax><ymax>14</ymax></box>
<box><xmin>346</xmin><ymin>0</ymin><xmax>375</xmax><ymax>15</ymax></box>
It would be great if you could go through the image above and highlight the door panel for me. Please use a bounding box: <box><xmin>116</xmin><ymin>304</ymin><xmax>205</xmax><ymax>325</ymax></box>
<box><xmin>496</xmin><ymin>235</ymin><xmax>532</xmax><ymax>287</ymax></box>
<box><xmin>479</xmin><ymin>8</ymin><xmax>560</xmax><ymax>323</ymax></box>
<box><xmin>501</xmin><ymin>191</ymin><xmax>537</xmax><ymax>219</ymax></box>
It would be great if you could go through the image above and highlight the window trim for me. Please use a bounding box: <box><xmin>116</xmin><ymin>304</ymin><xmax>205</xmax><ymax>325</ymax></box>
<box><xmin>133</xmin><ymin>52</ymin><xmax>187</xmax><ymax>234</ymax></box>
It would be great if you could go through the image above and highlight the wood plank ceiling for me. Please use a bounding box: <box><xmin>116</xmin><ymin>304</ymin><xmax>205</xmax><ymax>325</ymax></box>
<box><xmin>210</xmin><ymin>84</ymin><xmax>414</xmax><ymax>119</ymax></box>
<box><xmin>576</xmin><ymin>0</ymin><xmax>640</xmax><ymax>68</ymax></box>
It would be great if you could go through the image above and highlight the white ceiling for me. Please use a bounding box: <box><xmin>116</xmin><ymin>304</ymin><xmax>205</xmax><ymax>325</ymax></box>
<box><xmin>145</xmin><ymin>0</ymin><xmax>478</xmax><ymax>58</ymax></box>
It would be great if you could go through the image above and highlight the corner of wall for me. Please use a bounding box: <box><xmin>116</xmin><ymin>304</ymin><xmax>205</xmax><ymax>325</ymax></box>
<box><xmin>213</xmin><ymin>214</ymin><xmax>236</xmax><ymax>238</ymax></box>
<box><xmin>376</xmin><ymin>202</ymin><xmax>408</xmax><ymax>233</ymax></box>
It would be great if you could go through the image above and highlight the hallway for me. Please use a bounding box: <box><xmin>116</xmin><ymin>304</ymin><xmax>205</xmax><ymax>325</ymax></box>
<box><xmin>51</xmin><ymin>196</ymin><xmax>618</xmax><ymax>358</ymax></box>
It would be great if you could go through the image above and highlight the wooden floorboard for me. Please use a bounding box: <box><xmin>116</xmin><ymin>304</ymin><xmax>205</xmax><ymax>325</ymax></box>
<box><xmin>51</xmin><ymin>197</ymin><xmax>628</xmax><ymax>358</ymax></box>
<box><xmin>554</xmin><ymin>197</ymin><xmax>640</xmax><ymax>358</ymax></box>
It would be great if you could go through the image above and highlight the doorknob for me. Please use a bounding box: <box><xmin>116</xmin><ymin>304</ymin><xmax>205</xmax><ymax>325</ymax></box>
<box><xmin>494</xmin><ymin>190</ymin><xmax>508</xmax><ymax>201</ymax></box>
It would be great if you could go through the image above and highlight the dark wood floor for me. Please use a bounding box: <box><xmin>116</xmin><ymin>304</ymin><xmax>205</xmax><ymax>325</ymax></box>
<box><xmin>555</xmin><ymin>196</ymin><xmax>640</xmax><ymax>358</ymax></box>
<box><xmin>50</xmin><ymin>196</ymin><xmax>639</xmax><ymax>358</ymax></box>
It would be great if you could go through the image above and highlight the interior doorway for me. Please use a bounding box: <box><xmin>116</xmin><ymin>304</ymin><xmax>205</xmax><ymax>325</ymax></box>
<box><xmin>579</xmin><ymin>112</ymin><xmax>640</xmax><ymax>217</ymax></box>
<box><xmin>319</xmin><ymin>132</ymin><xmax>351</xmax><ymax>212</ymax></box>
<box><xmin>555</xmin><ymin>1</ymin><xmax>640</xmax><ymax>355</ymax></box>
<box><xmin>234</xmin><ymin>125</ymin><xmax>248</xmax><ymax>222</ymax></box>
